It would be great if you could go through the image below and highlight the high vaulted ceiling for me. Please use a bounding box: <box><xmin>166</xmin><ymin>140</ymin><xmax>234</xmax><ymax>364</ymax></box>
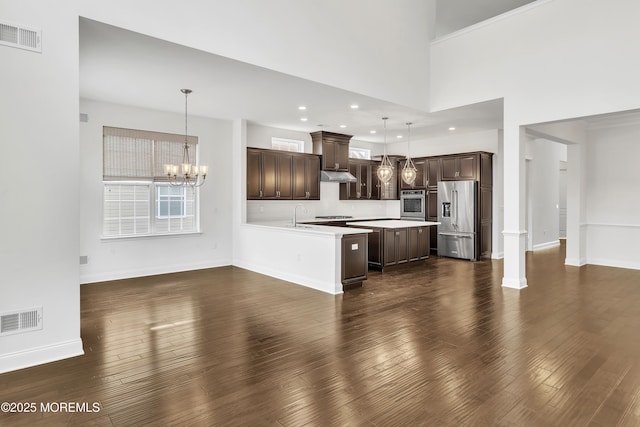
<box><xmin>79</xmin><ymin>3</ymin><xmax>539</xmax><ymax>143</ymax></box>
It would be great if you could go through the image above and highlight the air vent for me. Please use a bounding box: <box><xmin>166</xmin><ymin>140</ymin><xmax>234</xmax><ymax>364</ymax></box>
<box><xmin>0</xmin><ymin>21</ymin><xmax>42</xmax><ymax>53</ymax></box>
<box><xmin>0</xmin><ymin>307</ymin><xmax>43</xmax><ymax>336</ymax></box>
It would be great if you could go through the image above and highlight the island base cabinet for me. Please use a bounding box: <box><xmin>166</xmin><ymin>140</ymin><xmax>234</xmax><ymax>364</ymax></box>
<box><xmin>342</xmin><ymin>234</ymin><xmax>368</xmax><ymax>289</ymax></box>
<box><xmin>384</xmin><ymin>228</ymin><xmax>408</xmax><ymax>268</ymax></box>
<box><xmin>409</xmin><ymin>226</ymin><xmax>430</xmax><ymax>261</ymax></box>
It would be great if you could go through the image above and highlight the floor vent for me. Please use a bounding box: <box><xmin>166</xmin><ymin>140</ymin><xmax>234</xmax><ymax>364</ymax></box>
<box><xmin>0</xmin><ymin>307</ymin><xmax>43</xmax><ymax>336</ymax></box>
<box><xmin>0</xmin><ymin>21</ymin><xmax>42</xmax><ymax>53</ymax></box>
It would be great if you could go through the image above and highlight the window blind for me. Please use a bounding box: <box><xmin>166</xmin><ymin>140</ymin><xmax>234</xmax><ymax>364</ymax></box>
<box><xmin>103</xmin><ymin>126</ymin><xmax>198</xmax><ymax>181</ymax></box>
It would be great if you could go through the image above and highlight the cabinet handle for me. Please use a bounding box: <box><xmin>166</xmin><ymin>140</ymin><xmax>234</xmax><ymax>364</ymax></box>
<box><xmin>396</xmin><ymin>231</ymin><xmax>400</xmax><ymax>236</ymax></box>
<box><xmin>259</xmin><ymin>189</ymin><xmax>263</xmax><ymax>198</ymax></box>
<box><xmin>335</xmin><ymin>162</ymin><xmax>339</xmax><ymax>170</ymax></box>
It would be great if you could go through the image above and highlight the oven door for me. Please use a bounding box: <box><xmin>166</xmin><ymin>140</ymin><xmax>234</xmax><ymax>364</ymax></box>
<box><xmin>400</xmin><ymin>194</ymin><xmax>425</xmax><ymax>220</ymax></box>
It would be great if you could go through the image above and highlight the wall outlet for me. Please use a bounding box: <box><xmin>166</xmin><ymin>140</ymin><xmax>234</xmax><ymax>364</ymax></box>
<box><xmin>79</xmin><ymin>255</ymin><xmax>89</xmax><ymax>265</ymax></box>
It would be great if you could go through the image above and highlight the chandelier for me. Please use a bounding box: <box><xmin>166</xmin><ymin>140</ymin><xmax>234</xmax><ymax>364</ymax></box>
<box><xmin>401</xmin><ymin>122</ymin><xmax>417</xmax><ymax>185</ymax></box>
<box><xmin>376</xmin><ymin>117</ymin><xmax>394</xmax><ymax>183</ymax></box>
<box><xmin>164</xmin><ymin>89</ymin><xmax>207</xmax><ymax>187</ymax></box>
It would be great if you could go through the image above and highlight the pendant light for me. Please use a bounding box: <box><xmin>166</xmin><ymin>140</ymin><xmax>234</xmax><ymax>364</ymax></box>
<box><xmin>164</xmin><ymin>89</ymin><xmax>207</xmax><ymax>187</ymax></box>
<box><xmin>401</xmin><ymin>122</ymin><xmax>417</xmax><ymax>185</ymax></box>
<box><xmin>376</xmin><ymin>117</ymin><xmax>394</xmax><ymax>183</ymax></box>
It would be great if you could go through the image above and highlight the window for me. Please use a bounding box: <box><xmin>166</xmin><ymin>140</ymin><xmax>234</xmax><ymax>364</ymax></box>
<box><xmin>271</xmin><ymin>137</ymin><xmax>303</xmax><ymax>152</ymax></box>
<box><xmin>102</xmin><ymin>126</ymin><xmax>199</xmax><ymax>238</ymax></box>
<box><xmin>349</xmin><ymin>147</ymin><xmax>371</xmax><ymax>160</ymax></box>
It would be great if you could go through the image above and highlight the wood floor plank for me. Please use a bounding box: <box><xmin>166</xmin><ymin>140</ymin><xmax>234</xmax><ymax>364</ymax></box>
<box><xmin>2</xmin><ymin>243</ymin><xmax>640</xmax><ymax>425</ymax></box>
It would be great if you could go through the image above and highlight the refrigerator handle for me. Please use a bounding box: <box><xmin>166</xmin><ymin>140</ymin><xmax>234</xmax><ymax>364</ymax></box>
<box><xmin>452</xmin><ymin>189</ymin><xmax>458</xmax><ymax>227</ymax></box>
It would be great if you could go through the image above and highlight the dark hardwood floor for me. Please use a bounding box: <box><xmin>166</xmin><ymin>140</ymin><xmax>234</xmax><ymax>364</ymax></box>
<box><xmin>2</xmin><ymin>242</ymin><xmax>640</xmax><ymax>426</ymax></box>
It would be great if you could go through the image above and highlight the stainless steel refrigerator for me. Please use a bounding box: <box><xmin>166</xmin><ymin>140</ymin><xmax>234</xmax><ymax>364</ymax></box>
<box><xmin>437</xmin><ymin>180</ymin><xmax>477</xmax><ymax>261</ymax></box>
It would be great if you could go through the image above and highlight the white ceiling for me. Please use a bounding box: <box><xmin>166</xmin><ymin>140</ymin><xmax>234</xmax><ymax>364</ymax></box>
<box><xmin>79</xmin><ymin>18</ymin><xmax>503</xmax><ymax>143</ymax></box>
<box><xmin>435</xmin><ymin>0</ymin><xmax>537</xmax><ymax>38</ymax></box>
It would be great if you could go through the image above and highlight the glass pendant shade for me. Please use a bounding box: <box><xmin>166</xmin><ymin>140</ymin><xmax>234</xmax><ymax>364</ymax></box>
<box><xmin>377</xmin><ymin>159</ymin><xmax>393</xmax><ymax>183</ymax></box>
<box><xmin>376</xmin><ymin>117</ymin><xmax>394</xmax><ymax>183</ymax></box>
<box><xmin>401</xmin><ymin>122</ymin><xmax>417</xmax><ymax>185</ymax></box>
<box><xmin>401</xmin><ymin>158</ymin><xmax>417</xmax><ymax>185</ymax></box>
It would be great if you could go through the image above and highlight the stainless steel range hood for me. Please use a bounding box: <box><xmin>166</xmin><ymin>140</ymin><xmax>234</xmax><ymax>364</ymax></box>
<box><xmin>320</xmin><ymin>170</ymin><xmax>356</xmax><ymax>183</ymax></box>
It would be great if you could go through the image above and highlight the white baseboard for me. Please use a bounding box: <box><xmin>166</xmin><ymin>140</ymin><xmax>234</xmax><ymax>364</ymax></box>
<box><xmin>80</xmin><ymin>258</ymin><xmax>232</xmax><ymax>284</ymax></box>
<box><xmin>533</xmin><ymin>240</ymin><xmax>560</xmax><ymax>251</ymax></box>
<box><xmin>0</xmin><ymin>339</ymin><xmax>84</xmax><ymax>374</ymax></box>
<box><xmin>565</xmin><ymin>257</ymin><xmax>587</xmax><ymax>267</ymax></box>
<box><xmin>586</xmin><ymin>258</ymin><xmax>640</xmax><ymax>271</ymax></box>
<box><xmin>501</xmin><ymin>277</ymin><xmax>528</xmax><ymax>289</ymax></box>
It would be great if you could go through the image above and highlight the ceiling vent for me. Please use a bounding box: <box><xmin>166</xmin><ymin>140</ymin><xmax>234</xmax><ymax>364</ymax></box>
<box><xmin>0</xmin><ymin>21</ymin><xmax>42</xmax><ymax>53</ymax></box>
<box><xmin>0</xmin><ymin>307</ymin><xmax>43</xmax><ymax>336</ymax></box>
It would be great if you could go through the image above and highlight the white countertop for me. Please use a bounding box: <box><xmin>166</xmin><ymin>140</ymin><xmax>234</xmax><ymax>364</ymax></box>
<box><xmin>246</xmin><ymin>221</ymin><xmax>372</xmax><ymax>236</ymax></box>
<box><xmin>346</xmin><ymin>219</ymin><xmax>440</xmax><ymax>229</ymax></box>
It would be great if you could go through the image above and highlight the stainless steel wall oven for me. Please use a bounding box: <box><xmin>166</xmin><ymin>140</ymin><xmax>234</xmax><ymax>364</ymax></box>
<box><xmin>400</xmin><ymin>189</ymin><xmax>425</xmax><ymax>220</ymax></box>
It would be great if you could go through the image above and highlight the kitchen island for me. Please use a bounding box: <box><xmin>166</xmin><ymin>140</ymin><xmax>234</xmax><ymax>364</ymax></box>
<box><xmin>346</xmin><ymin>220</ymin><xmax>440</xmax><ymax>271</ymax></box>
<box><xmin>236</xmin><ymin>221</ymin><xmax>372</xmax><ymax>294</ymax></box>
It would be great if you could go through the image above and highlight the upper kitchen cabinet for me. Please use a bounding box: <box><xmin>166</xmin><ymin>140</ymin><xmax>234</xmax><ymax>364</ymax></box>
<box><xmin>440</xmin><ymin>154</ymin><xmax>477</xmax><ymax>180</ymax></box>
<box><xmin>426</xmin><ymin>157</ymin><xmax>440</xmax><ymax>189</ymax></box>
<box><xmin>247</xmin><ymin>148</ymin><xmax>320</xmax><ymax>200</ymax></box>
<box><xmin>293</xmin><ymin>154</ymin><xmax>320</xmax><ymax>200</ymax></box>
<box><xmin>311</xmin><ymin>131</ymin><xmax>351</xmax><ymax>172</ymax></box>
<box><xmin>399</xmin><ymin>157</ymin><xmax>427</xmax><ymax>190</ymax></box>
<box><xmin>247</xmin><ymin>148</ymin><xmax>292</xmax><ymax>199</ymax></box>
<box><xmin>340</xmin><ymin>160</ymin><xmax>379</xmax><ymax>200</ymax></box>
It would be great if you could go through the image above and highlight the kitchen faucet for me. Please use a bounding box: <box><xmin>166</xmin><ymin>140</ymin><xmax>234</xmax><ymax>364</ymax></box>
<box><xmin>293</xmin><ymin>204</ymin><xmax>305</xmax><ymax>227</ymax></box>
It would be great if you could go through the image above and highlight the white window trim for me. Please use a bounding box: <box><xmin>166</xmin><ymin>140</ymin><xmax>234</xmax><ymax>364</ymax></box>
<box><xmin>349</xmin><ymin>147</ymin><xmax>371</xmax><ymax>160</ymax></box>
<box><xmin>102</xmin><ymin>180</ymin><xmax>200</xmax><ymax>239</ymax></box>
<box><xmin>271</xmin><ymin>137</ymin><xmax>304</xmax><ymax>153</ymax></box>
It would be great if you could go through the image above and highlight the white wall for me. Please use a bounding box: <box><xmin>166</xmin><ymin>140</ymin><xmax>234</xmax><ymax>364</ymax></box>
<box><xmin>0</xmin><ymin>1</ymin><xmax>83</xmax><ymax>373</ymax></box>
<box><xmin>79</xmin><ymin>0</ymin><xmax>433</xmax><ymax>111</ymax></box>
<box><xmin>585</xmin><ymin>123</ymin><xmax>640</xmax><ymax>269</ymax></box>
<box><xmin>431</xmin><ymin>0</ymin><xmax>640</xmax><ymax>123</ymax></box>
<box><xmin>431</xmin><ymin>0</ymin><xmax>640</xmax><ymax>279</ymax></box>
<box><xmin>529</xmin><ymin>139</ymin><xmax>566</xmax><ymax>250</ymax></box>
<box><xmin>386</xmin><ymin>129</ymin><xmax>499</xmax><ymax>158</ymax></box>
<box><xmin>79</xmin><ymin>99</ymin><xmax>233</xmax><ymax>283</ymax></box>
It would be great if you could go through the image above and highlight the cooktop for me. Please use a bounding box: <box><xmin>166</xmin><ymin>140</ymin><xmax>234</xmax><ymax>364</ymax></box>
<box><xmin>315</xmin><ymin>215</ymin><xmax>354</xmax><ymax>220</ymax></box>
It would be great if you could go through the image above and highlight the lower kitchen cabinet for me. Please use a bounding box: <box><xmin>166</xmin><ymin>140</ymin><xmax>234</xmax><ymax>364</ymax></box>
<box><xmin>408</xmin><ymin>226</ymin><xmax>430</xmax><ymax>261</ymax></box>
<box><xmin>361</xmin><ymin>226</ymin><xmax>431</xmax><ymax>271</ymax></box>
<box><xmin>341</xmin><ymin>233</ymin><xmax>368</xmax><ymax>289</ymax></box>
<box><xmin>384</xmin><ymin>228</ymin><xmax>408</xmax><ymax>267</ymax></box>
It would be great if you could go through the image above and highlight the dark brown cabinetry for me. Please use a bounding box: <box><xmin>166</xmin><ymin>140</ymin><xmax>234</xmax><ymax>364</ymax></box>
<box><xmin>340</xmin><ymin>159</ymin><xmax>379</xmax><ymax>200</ymax></box>
<box><xmin>395</xmin><ymin>151</ymin><xmax>492</xmax><ymax>258</ymax></box>
<box><xmin>311</xmin><ymin>131</ymin><xmax>351</xmax><ymax>172</ymax></box>
<box><xmin>293</xmin><ymin>154</ymin><xmax>320</xmax><ymax>200</ymax></box>
<box><xmin>384</xmin><ymin>228</ymin><xmax>408</xmax><ymax>267</ymax></box>
<box><xmin>341</xmin><ymin>233</ymin><xmax>368</xmax><ymax>289</ymax></box>
<box><xmin>247</xmin><ymin>148</ymin><xmax>320</xmax><ymax>200</ymax></box>
<box><xmin>408</xmin><ymin>226</ymin><xmax>430</xmax><ymax>261</ymax></box>
<box><xmin>426</xmin><ymin>157</ymin><xmax>441</xmax><ymax>251</ymax></box>
<box><xmin>399</xmin><ymin>158</ymin><xmax>427</xmax><ymax>190</ymax></box>
<box><xmin>441</xmin><ymin>154</ymin><xmax>478</xmax><ymax>181</ymax></box>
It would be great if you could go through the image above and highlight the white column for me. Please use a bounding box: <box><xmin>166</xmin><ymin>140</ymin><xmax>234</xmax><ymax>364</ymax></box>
<box><xmin>502</xmin><ymin>122</ymin><xmax>528</xmax><ymax>289</ymax></box>
<box><xmin>565</xmin><ymin>142</ymin><xmax>587</xmax><ymax>266</ymax></box>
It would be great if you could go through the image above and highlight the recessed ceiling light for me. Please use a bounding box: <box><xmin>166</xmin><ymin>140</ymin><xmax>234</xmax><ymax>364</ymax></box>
<box><xmin>300</xmin><ymin>117</ymin><xmax>308</xmax><ymax>122</ymax></box>
<box><xmin>339</xmin><ymin>124</ymin><xmax>347</xmax><ymax>128</ymax></box>
<box><xmin>350</xmin><ymin>104</ymin><xmax>359</xmax><ymax>109</ymax></box>
<box><xmin>449</xmin><ymin>127</ymin><xmax>456</xmax><ymax>131</ymax></box>
<box><xmin>370</xmin><ymin>130</ymin><xmax>376</xmax><ymax>134</ymax></box>
<box><xmin>298</xmin><ymin>106</ymin><xmax>307</xmax><ymax>110</ymax></box>
<box><xmin>397</xmin><ymin>135</ymin><xmax>403</xmax><ymax>139</ymax></box>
